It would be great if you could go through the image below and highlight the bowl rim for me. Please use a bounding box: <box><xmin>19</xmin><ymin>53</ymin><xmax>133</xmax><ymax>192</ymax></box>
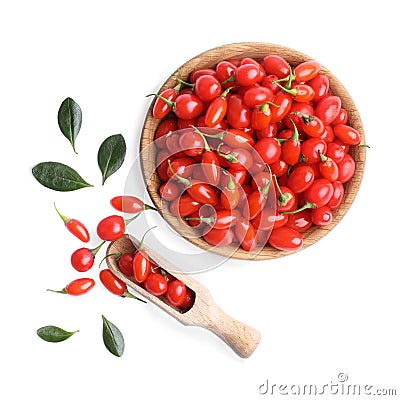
<box><xmin>139</xmin><ymin>41</ymin><xmax>366</xmax><ymax>260</ymax></box>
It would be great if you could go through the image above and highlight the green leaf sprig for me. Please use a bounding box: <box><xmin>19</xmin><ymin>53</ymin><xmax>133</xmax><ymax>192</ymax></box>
<box><xmin>37</xmin><ymin>325</ymin><xmax>79</xmax><ymax>342</ymax></box>
<box><xmin>58</xmin><ymin>97</ymin><xmax>82</xmax><ymax>154</ymax></box>
<box><xmin>32</xmin><ymin>162</ymin><xmax>93</xmax><ymax>191</ymax></box>
<box><xmin>102</xmin><ymin>315</ymin><xmax>125</xmax><ymax>357</ymax></box>
<box><xmin>33</xmin><ymin>99</ymin><xmax>128</xmax><ymax>190</ymax></box>
<box><xmin>98</xmin><ymin>134</ymin><xmax>127</xmax><ymax>185</ymax></box>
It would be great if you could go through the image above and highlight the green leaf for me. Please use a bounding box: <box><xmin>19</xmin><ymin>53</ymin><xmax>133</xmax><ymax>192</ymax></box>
<box><xmin>57</xmin><ymin>97</ymin><xmax>82</xmax><ymax>153</ymax></box>
<box><xmin>32</xmin><ymin>161</ymin><xmax>93</xmax><ymax>191</ymax></box>
<box><xmin>37</xmin><ymin>325</ymin><xmax>79</xmax><ymax>342</ymax></box>
<box><xmin>97</xmin><ymin>134</ymin><xmax>126</xmax><ymax>185</ymax></box>
<box><xmin>102</xmin><ymin>315</ymin><xmax>125</xmax><ymax>357</ymax></box>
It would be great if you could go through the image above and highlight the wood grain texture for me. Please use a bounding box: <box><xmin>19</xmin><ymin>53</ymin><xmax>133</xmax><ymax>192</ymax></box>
<box><xmin>140</xmin><ymin>42</ymin><xmax>366</xmax><ymax>260</ymax></box>
<box><xmin>106</xmin><ymin>235</ymin><xmax>261</xmax><ymax>358</ymax></box>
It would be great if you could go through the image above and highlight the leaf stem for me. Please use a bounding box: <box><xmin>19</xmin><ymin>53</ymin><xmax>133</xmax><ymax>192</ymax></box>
<box><xmin>287</xmin><ymin>117</ymin><xmax>299</xmax><ymax>141</ymax></box>
<box><xmin>281</xmin><ymin>201</ymin><xmax>317</xmax><ymax>214</ymax></box>
<box><xmin>145</xmin><ymin>93</ymin><xmax>176</xmax><ymax>110</ymax></box>
<box><xmin>272</xmin><ymin>76</ymin><xmax>290</xmax><ymax>83</ymax></box>
<box><xmin>167</xmin><ymin>159</ymin><xmax>191</xmax><ymax>187</ymax></box>
<box><xmin>220</xmin><ymin>85</ymin><xmax>238</xmax><ymax>97</ymax></box>
<box><xmin>273</xmin><ymin>174</ymin><xmax>293</xmax><ymax>206</ymax></box>
<box><xmin>318</xmin><ymin>149</ymin><xmax>329</xmax><ymax>163</ymax></box>
<box><xmin>138</xmin><ymin>226</ymin><xmax>157</xmax><ymax>250</ymax></box>
<box><xmin>98</xmin><ymin>253</ymin><xmax>122</xmax><ymax>268</ymax></box>
<box><xmin>124</xmin><ymin>213</ymin><xmax>141</xmax><ymax>227</ymax></box>
<box><xmin>292</xmin><ymin>111</ymin><xmax>314</xmax><ymax>125</ymax></box>
<box><xmin>53</xmin><ymin>202</ymin><xmax>70</xmax><ymax>224</ymax></box>
<box><xmin>190</xmin><ymin>125</ymin><xmax>211</xmax><ymax>152</ymax></box>
<box><xmin>220</xmin><ymin>75</ymin><xmax>235</xmax><ymax>84</ymax></box>
<box><xmin>91</xmin><ymin>241</ymin><xmax>106</xmax><ymax>256</ymax></box>
<box><xmin>172</xmin><ymin>76</ymin><xmax>194</xmax><ymax>88</ymax></box>
<box><xmin>173</xmin><ymin>82</ymin><xmax>182</xmax><ymax>92</ymax></box>
<box><xmin>144</xmin><ymin>204</ymin><xmax>157</xmax><ymax>211</ymax></box>
<box><xmin>186</xmin><ymin>216</ymin><xmax>216</xmax><ymax>226</ymax></box>
<box><xmin>217</xmin><ymin>143</ymin><xmax>238</xmax><ymax>163</ymax></box>
<box><xmin>285</xmin><ymin>64</ymin><xmax>295</xmax><ymax>89</ymax></box>
<box><xmin>222</xmin><ymin>170</ymin><xmax>236</xmax><ymax>190</ymax></box>
<box><xmin>124</xmin><ymin>291</ymin><xmax>147</xmax><ymax>303</ymax></box>
<box><xmin>47</xmin><ymin>288</ymin><xmax>67</xmax><ymax>294</ymax></box>
<box><xmin>190</xmin><ymin>125</ymin><xmax>226</xmax><ymax>141</ymax></box>
<box><xmin>261</xmin><ymin>177</ymin><xmax>273</xmax><ymax>196</ymax></box>
<box><xmin>273</xmin><ymin>81</ymin><xmax>297</xmax><ymax>96</ymax></box>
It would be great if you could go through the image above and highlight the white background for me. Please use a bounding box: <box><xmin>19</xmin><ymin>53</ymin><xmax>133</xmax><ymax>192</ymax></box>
<box><xmin>1</xmin><ymin>0</ymin><xmax>399</xmax><ymax>399</ymax></box>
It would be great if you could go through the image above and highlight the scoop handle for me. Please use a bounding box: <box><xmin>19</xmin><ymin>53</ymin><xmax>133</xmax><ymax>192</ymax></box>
<box><xmin>202</xmin><ymin>303</ymin><xmax>261</xmax><ymax>358</ymax></box>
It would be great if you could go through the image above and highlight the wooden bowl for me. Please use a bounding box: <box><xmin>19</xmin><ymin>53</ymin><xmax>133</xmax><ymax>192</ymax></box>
<box><xmin>140</xmin><ymin>42</ymin><xmax>366</xmax><ymax>260</ymax></box>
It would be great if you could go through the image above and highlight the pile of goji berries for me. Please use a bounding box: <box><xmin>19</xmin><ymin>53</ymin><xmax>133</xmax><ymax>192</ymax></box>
<box><xmin>150</xmin><ymin>54</ymin><xmax>361</xmax><ymax>252</ymax></box>
<box><xmin>52</xmin><ymin>197</ymin><xmax>195</xmax><ymax>312</ymax></box>
<box><xmin>117</xmin><ymin>243</ymin><xmax>194</xmax><ymax>310</ymax></box>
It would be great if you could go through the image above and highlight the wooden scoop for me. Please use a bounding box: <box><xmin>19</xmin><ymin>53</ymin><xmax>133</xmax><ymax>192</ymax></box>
<box><xmin>106</xmin><ymin>234</ymin><xmax>261</xmax><ymax>358</ymax></box>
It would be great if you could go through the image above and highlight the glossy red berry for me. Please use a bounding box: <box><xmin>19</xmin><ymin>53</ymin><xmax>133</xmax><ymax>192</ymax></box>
<box><xmin>54</xmin><ymin>203</ymin><xmax>90</xmax><ymax>243</ymax></box>
<box><xmin>311</xmin><ymin>206</ymin><xmax>333</xmax><ymax>226</ymax></box>
<box><xmin>100</xmin><ymin>269</ymin><xmax>126</xmax><ymax>296</ymax></box>
<box><xmin>48</xmin><ymin>278</ymin><xmax>95</xmax><ymax>296</ymax></box>
<box><xmin>268</xmin><ymin>227</ymin><xmax>303</xmax><ymax>251</ymax></box>
<box><xmin>118</xmin><ymin>253</ymin><xmax>134</xmax><ymax>275</ymax></box>
<box><xmin>70</xmin><ymin>242</ymin><xmax>105</xmax><ymax>272</ymax></box>
<box><xmin>166</xmin><ymin>280</ymin><xmax>187</xmax><ymax>307</ymax></box>
<box><xmin>71</xmin><ymin>248</ymin><xmax>94</xmax><ymax>272</ymax></box>
<box><xmin>144</xmin><ymin>273</ymin><xmax>168</xmax><ymax>296</ymax></box>
<box><xmin>110</xmin><ymin>196</ymin><xmax>156</xmax><ymax>214</ymax></box>
<box><xmin>180</xmin><ymin>289</ymin><xmax>195</xmax><ymax>311</ymax></box>
<box><xmin>97</xmin><ymin>215</ymin><xmax>125</xmax><ymax>241</ymax></box>
<box><xmin>133</xmin><ymin>250</ymin><xmax>151</xmax><ymax>283</ymax></box>
<box><xmin>65</xmin><ymin>278</ymin><xmax>95</xmax><ymax>296</ymax></box>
